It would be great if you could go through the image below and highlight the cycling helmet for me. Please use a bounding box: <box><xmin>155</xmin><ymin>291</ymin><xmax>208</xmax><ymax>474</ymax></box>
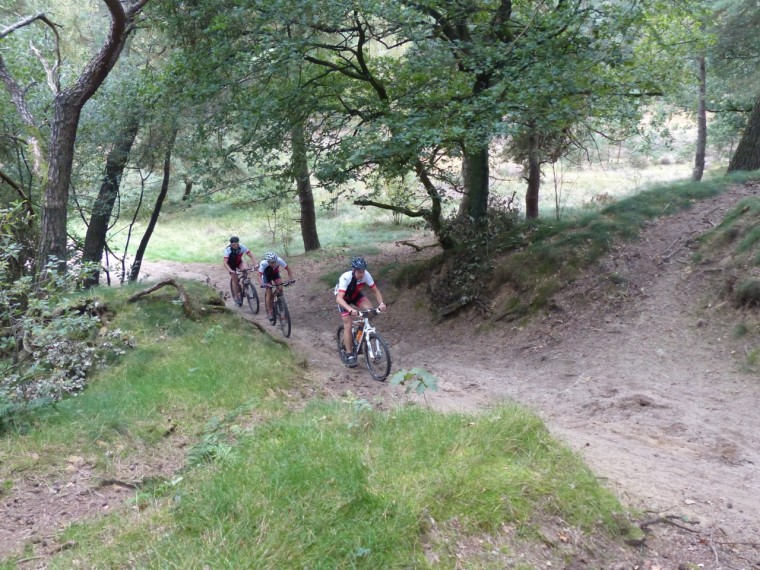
<box><xmin>351</xmin><ymin>257</ymin><xmax>368</xmax><ymax>270</ymax></box>
<box><xmin>265</xmin><ymin>252</ymin><xmax>278</xmax><ymax>263</ymax></box>
<box><xmin>229</xmin><ymin>236</ymin><xmax>240</xmax><ymax>243</ymax></box>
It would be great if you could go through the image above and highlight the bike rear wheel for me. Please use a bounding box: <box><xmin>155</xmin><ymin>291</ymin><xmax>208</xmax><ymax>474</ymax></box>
<box><xmin>336</xmin><ymin>325</ymin><xmax>346</xmax><ymax>358</ymax></box>
<box><xmin>364</xmin><ymin>332</ymin><xmax>391</xmax><ymax>381</ymax></box>
<box><xmin>277</xmin><ymin>296</ymin><xmax>291</xmax><ymax>338</ymax></box>
<box><xmin>246</xmin><ymin>281</ymin><xmax>259</xmax><ymax>313</ymax></box>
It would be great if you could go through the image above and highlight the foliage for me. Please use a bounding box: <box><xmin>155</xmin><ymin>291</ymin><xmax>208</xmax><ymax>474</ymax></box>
<box><xmin>390</xmin><ymin>367</ymin><xmax>439</xmax><ymax>395</ymax></box>
<box><xmin>0</xmin><ymin>256</ymin><xmax>135</xmax><ymax>430</ymax></box>
<box><xmin>148</xmin><ymin>0</ymin><xmax>711</xmax><ymax>247</ymax></box>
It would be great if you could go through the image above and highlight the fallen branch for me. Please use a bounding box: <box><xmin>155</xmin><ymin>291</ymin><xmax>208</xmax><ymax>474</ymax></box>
<box><xmin>395</xmin><ymin>240</ymin><xmax>438</xmax><ymax>252</ymax></box>
<box><xmin>247</xmin><ymin>319</ymin><xmax>289</xmax><ymax>346</ymax></box>
<box><xmin>127</xmin><ymin>279</ymin><xmax>196</xmax><ymax>319</ymax></box>
<box><xmin>96</xmin><ymin>478</ymin><xmax>141</xmax><ymax>490</ymax></box>
<box><xmin>638</xmin><ymin>515</ymin><xmax>700</xmax><ymax>533</ymax></box>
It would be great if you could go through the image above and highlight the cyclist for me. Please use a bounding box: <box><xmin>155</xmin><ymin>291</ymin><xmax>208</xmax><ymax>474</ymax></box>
<box><xmin>334</xmin><ymin>257</ymin><xmax>386</xmax><ymax>367</ymax></box>
<box><xmin>259</xmin><ymin>251</ymin><xmax>294</xmax><ymax>324</ymax></box>
<box><xmin>223</xmin><ymin>236</ymin><xmax>257</xmax><ymax>306</ymax></box>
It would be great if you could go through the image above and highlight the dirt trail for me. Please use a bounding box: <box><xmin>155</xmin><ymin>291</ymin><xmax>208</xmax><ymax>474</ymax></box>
<box><xmin>159</xmin><ymin>183</ymin><xmax>760</xmax><ymax>568</ymax></box>
<box><xmin>5</xmin><ymin>185</ymin><xmax>756</xmax><ymax>567</ymax></box>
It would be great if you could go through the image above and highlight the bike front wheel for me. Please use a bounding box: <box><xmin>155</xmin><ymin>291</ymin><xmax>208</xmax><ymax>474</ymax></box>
<box><xmin>364</xmin><ymin>332</ymin><xmax>391</xmax><ymax>381</ymax></box>
<box><xmin>277</xmin><ymin>296</ymin><xmax>291</xmax><ymax>338</ymax></box>
<box><xmin>246</xmin><ymin>281</ymin><xmax>259</xmax><ymax>314</ymax></box>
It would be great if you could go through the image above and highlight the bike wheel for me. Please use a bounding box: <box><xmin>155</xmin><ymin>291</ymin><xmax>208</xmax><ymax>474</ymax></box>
<box><xmin>277</xmin><ymin>296</ymin><xmax>291</xmax><ymax>338</ymax></box>
<box><xmin>336</xmin><ymin>325</ymin><xmax>345</xmax><ymax>357</ymax></box>
<box><xmin>364</xmin><ymin>332</ymin><xmax>391</xmax><ymax>381</ymax></box>
<box><xmin>246</xmin><ymin>282</ymin><xmax>259</xmax><ymax>314</ymax></box>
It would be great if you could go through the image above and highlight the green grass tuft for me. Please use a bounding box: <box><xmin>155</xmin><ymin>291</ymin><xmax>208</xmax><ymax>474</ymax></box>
<box><xmin>45</xmin><ymin>403</ymin><xmax>633</xmax><ymax>568</ymax></box>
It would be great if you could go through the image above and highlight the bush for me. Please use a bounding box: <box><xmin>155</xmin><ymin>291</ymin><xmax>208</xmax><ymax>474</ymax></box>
<box><xmin>428</xmin><ymin>195</ymin><xmax>520</xmax><ymax>315</ymax></box>
<box><xmin>734</xmin><ymin>279</ymin><xmax>760</xmax><ymax>308</ymax></box>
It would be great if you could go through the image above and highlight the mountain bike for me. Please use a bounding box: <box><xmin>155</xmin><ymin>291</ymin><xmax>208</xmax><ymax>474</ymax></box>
<box><xmin>234</xmin><ymin>268</ymin><xmax>259</xmax><ymax>314</ymax></box>
<box><xmin>261</xmin><ymin>280</ymin><xmax>294</xmax><ymax>338</ymax></box>
<box><xmin>335</xmin><ymin>308</ymin><xmax>391</xmax><ymax>381</ymax></box>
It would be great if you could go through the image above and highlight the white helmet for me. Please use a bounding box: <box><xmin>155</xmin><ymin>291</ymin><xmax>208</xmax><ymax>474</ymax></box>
<box><xmin>265</xmin><ymin>252</ymin><xmax>278</xmax><ymax>263</ymax></box>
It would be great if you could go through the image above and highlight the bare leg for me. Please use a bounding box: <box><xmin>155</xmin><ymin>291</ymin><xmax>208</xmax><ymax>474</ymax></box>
<box><xmin>230</xmin><ymin>275</ymin><xmax>242</xmax><ymax>303</ymax></box>
<box><xmin>342</xmin><ymin>313</ymin><xmax>354</xmax><ymax>353</ymax></box>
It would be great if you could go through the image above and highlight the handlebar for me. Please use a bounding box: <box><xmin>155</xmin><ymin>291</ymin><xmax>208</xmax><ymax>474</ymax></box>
<box><xmin>260</xmin><ymin>280</ymin><xmax>295</xmax><ymax>288</ymax></box>
<box><xmin>355</xmin><ymin>308</ymin><xmax>382</xmax><ymax>318</ymax></box>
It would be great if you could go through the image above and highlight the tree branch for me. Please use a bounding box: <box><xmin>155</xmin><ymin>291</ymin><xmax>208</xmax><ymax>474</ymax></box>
<box><xmin>354</xmin><ymin>198</ymin><xmax>430</xmax><ymax>218</ymax></box>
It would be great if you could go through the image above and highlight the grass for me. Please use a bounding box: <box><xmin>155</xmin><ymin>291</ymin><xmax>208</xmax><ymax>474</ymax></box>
<box><xmin>0</xmin><ymin>281</ymin><xmax>298</xmax><ymax>476</ymax></box>
<box><xmin>0</xmin><ymin>284</ymin><xmax>639</xmax><ymax>568</ymax></box>
<box><xmin>42</xmin><ymin>403</ymin><xmax>634</xmax><ymax>569</ymax></box>
<box><xmin>486</xmin><ymin>171</ymin><xmax>760</xmax><ymax>315</ymax></box>
<box><xmin>91</xmin><ymin>200</ymin><xmax>421</xmax><ymax>265</ymax></box>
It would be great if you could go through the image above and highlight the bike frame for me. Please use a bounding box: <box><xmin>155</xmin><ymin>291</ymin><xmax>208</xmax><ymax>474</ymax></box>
<box><xmin>351</xmin><ymin>309</ymin><xmax>380</xmax><ymax>357</ymax></box>
<box><xmin>237</xmin><ymin>268</ymin><xmax>254</xmax><ymax>288</ymax></box>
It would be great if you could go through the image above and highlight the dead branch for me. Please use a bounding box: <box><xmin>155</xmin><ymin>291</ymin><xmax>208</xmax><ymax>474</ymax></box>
<box><xmin>395</xmin><ymin>240</ymin><xmax>438</xmax><ymax>252</ymax></box>
<box><xmin>396</xmin><ymin>240</ymin><xmax>423</xmax><ymax>251</ymax></box>
<box><xmin>96</xmin><ymin>478</ymin><xmax>140</xmax><ymax>490</ymax></box>
<box><xmin>127</xmin><ymin>279</ymin><xmax>196</xmax><ymax>319</ymax></box>
<box><xmin>247</xmin><ymin>318</ymin><xmax>289</xmax><ymax>346</ymax></box>
<box><xmin>637</xmin><ymin>515</ymin><xmax>700</xmax><ymax>533</ymax></box>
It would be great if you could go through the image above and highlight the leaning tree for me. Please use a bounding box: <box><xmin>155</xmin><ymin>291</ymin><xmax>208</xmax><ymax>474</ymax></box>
<box><xmin>0</xmin><ymin>0</ymin><xmax>151</xmax><ymax>278</ymax></box>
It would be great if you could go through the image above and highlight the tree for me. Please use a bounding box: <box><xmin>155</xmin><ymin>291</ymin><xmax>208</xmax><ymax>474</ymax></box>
<box><xmin>727</xmin><ymin>93</ymin><xmax>760</xmax><ymax>172</ymax></box>
<box><xmin>0</xmin><ymin>0</ymin><xmax>151</xmax><ymax>278</ymax></box>
<box><xmin>692</xmin><ymin>55</ymin><xmax>707</xmax><ymax>181</ymax></box>
<box><xmin>129</xmin><ymin>127</ymin><xmax>177</xmax><ymax>282</ymax></box>
<box><xmin>713</xmin><ymin>0</ymin><xmax>760</xmax><ymax>172</ymax></box>
<box><xmin>81</xmin><ymin>115</ymin><xmax>140</xmax><ymax>287</ymax></box>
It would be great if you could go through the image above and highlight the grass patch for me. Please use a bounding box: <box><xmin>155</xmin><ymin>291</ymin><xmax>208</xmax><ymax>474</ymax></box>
<box><xmin>43</xmin><ymin>403</ymin><xmax>636</xmax><ymax>569</ymax></box>
<box><xmin>487</xmin><ymin>172</ymin><xmax>760</xmax><ymax>312</ymax></box>
<box><xmin>96</xmin><ymin>201</ymin><xmax>420</xmax><ymax>264</ymax></box>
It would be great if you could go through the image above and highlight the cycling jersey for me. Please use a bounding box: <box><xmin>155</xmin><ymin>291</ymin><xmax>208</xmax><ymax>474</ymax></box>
<box><xmin>223</xmin><ymin>244</ymin><xmax>250</xmax><ymax>269</ymax></box>
<box><xmin>259</xmin><ymin>256</ymin><xmax>288</xmax><ymax>283</ymax></box>
<box><xmin>334</xmin><ymin>270</ymin><xmax>375</xmax><ymax>303</ymax></box>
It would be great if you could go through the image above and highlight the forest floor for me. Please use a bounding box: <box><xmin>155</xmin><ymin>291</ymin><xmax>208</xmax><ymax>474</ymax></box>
<box><xmin>3</xmin><ymin>182</ymin><xmax>760</xmax><ymax>569</ymax></box>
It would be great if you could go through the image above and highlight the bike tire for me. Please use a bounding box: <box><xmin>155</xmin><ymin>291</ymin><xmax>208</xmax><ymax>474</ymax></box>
<box><xmin>364</xmin><ymin>332</ymin><xmax>391</xmax><ymax>381</ymax></box>
<box><xmin>246</xmin><ymin>281</ymin><xmax>259</xmax><ymax>314</ymax></box>
<box><xmin>336</xmin><ymin>325</ymin><xmax>346</xmax><ymax>359</ymax></box>
<box><xmin>277</xmin><ymin>296</ymin><xmax>291</xmax><ymax>338</ymax></box>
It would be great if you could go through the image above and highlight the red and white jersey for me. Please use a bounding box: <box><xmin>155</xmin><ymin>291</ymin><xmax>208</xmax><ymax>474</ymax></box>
<box><xmin>334</xmin><ymin>270</ymin><xmax>375</xmax><ymax>302</ymax></box>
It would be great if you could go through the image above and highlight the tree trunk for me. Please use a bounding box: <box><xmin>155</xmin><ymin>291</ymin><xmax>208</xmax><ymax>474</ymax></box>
<box><xmin>182</xmin><ymin>178</ymin><xmax>192</xmax><ymax>200</ymax></box>
<box><xmin>291</xmin><ymin>120</ymin><xmax>320</xmax><ymax>251</ymax></box>
<box><xmin>25</xmin><ymin>1</ymin><xmax>148</xmax><ymax>279</ymax></box>
<box><xmin>37</xmin><ymin>97</ymin><xmax>80</xmax><ymax>274</ymax></box>
<box><xmin>82</xmin><ymin>116</ymin><xmax>140</xmax><ymax>287</ymax></box>
<box><xmin>129</xmin><ymin>129</ymin><xmax>177</xmax><ymax>283</ymax></box>
<box><xmin>728</xmin><ymin>92</ymin><xmax>760</xmax><ymax>172</ymax></box>
<box><xmin>525</xmin><ymin>132</ymin><xmax>541</xmax><ymax>219</ymax></box>
<box><xmin>461</xmin><ymin>144</ymin><xmax>489</xmax><ymax>221</ymax></box>
<box><xmin>692</xmin><ymin>55</ymin><xmax>706</xmax><ymax>182</ymax></box>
